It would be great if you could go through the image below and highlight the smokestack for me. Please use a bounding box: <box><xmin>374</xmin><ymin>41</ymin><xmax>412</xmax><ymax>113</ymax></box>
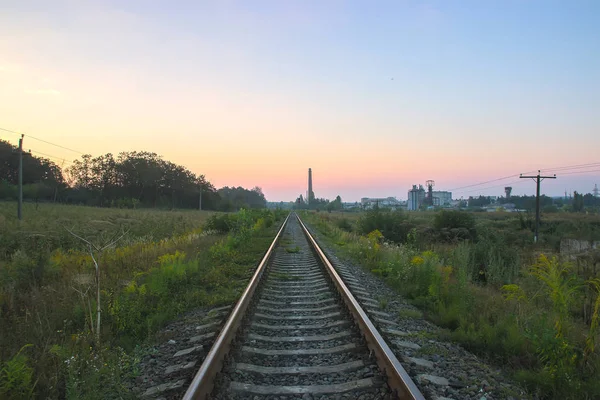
<box><xmin>308</xmin><ymin>168</ymin><xmax>313</xmax><ymax>205</ymax></box>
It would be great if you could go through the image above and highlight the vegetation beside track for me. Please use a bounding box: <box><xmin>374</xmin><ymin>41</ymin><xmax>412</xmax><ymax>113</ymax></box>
<box><xmin>303</xmin><ymin>209</ymin><xmax>600</xmax><ymax>399</ymax></box>
<box><xmin>0</xmin><ymin>203</ymin><xmax>286</xmax><ymax>399</ymax></box>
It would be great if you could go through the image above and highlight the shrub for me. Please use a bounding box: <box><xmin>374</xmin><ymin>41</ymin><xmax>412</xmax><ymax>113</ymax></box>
<box><xmin>433</xmin><ymin>210</ymin><xmax>476</xmax><ymax>241</ymax></box>
<box><xmin>335</xmin><ymin>217</ymin><xmax>353</xmax><ymax>232</ymax></box>
<box><xmin>204</xmin><ymin>213</ymin><xmax>235</xmax><ymax>233</ymax></box>
<box><xmin>357</xmin><ymin>208</ymin><xmax>414</xmax><ymax>244</ymax></box>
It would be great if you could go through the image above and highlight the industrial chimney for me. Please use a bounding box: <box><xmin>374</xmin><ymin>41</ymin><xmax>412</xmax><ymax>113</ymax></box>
<box><xmin>308</xmin><ymin>168</ymin><xmax>314</xmax><ymax>205</ymax></box>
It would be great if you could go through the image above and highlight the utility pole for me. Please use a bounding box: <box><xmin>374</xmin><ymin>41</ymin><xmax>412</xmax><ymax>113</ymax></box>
<box><xmin>198</xmin><ymin>185</ymin><xmax>202</xmax><ymax>211</ymax></box>
<box><xmin>520</xmin><ymin>170</ymin><xmax>556</xmax><ymax>243</ymax></box>
<box><xmin>18</xmin><ymin>134</ymin><xmax>24</xmax><ymax>220</ymax></box>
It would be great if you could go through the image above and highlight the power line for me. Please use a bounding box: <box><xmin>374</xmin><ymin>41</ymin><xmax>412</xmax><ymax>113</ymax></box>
<box><xmin>521</xmin><ymin>162</ymin><xmax>600</xmax><ymax>175</ymax></box>
<box><xmin>450</xmin><ymin>161</ymin><xmax>600</xmax><ymax>193</ymax></box>
<box><xmin>26</xmin><ymin>135</ymin><xmax>84</xmax><ymax>155</ymax></box>
<box><xmin>0</xmin><ymin>127</ymin><xmax>22</xmax><ymax>136</ymax></box>
<box><xmin>27</xmin><ymin>149</ymin><xmax>74</xmax><ymax>164</ymax></box>
<box><xmin>0</xmin><ymin>126</ymin><xmax>85</xmax><ymax>154</ymax></box>
<box><xmin>448</xmin><ymin>174</ymin><xmax>519</xmax><ymax>191</ymax></box>
<box><xmin>3</xmin><ymin>140</ymin><xmax>76</xmax><ymax>164</ymax></box>
<box><xmin>458</xmin><ymin>179</ymin><xmax>526</xmax><ymax>195</ymax></box>
<box><xmin>559</xmin><ymin>168</ymin><xmax>600</xmax><ymax>176</ymax></box>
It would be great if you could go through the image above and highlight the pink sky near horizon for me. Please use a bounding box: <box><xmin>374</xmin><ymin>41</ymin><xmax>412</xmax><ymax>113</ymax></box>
<box><xmin>1</xmin><ymin>1</ymin><xmax>599</xmax><ymax>202</ymax></box>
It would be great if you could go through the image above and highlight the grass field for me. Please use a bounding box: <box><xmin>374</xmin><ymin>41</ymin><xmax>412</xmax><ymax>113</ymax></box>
<box><xmin>0</xmin><ymin>202</ymin><xmax>285</xmax><ymax>399</ymax></box>
<box><xmin>305</xmin><ymin>209</ymin><xmax>600</xmax><ymax>399</ymax></box>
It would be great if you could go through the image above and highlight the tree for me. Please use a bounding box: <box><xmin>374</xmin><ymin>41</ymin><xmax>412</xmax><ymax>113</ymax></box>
<box><xmin>573</xmin><ymin>191</ymin><xmax>584</xmax><ymax>212</ymax></box>
<box><xmin>1</xmin><ymin>142</ymin><xmax>268</xmax><ymax>211</ymax></box>
<box><xmin>327</xmin><ymin>195</ymin><xmax>343</xmax><ymax>211</ymax></box>
<box><xmin>0</xmin><ymin>139</ymin><xmax>66</xmax><ymax>202</ymax></box>
<box><xmin>468</xmin><ymin>195</ymin><xmax>492</xmax><ymax>208</ymax></box>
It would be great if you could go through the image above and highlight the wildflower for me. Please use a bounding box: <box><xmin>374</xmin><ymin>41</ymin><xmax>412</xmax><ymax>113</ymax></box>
<box><xmin>411</xmin><ymin>256</ymin><xmax>424</xmax><ymax>265</ymax></box>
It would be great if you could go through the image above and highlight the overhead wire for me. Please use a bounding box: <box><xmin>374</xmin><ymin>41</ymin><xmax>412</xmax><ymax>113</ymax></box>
<box><xmin>521</xmin><ymin>162</ymin><xmax>600</xmax><ymax>175</ymax></box>
<box><xmin>450</xmin><ymin>161</ymin><xmax>600</xmax><ymax>194</ymax></box>
<box><xmin>558</xmin><ymin>169</ymin><xmax>600</xmax><ymax>176</ymax></box>
<box><xmin>447</xmin><ymin>174</ymin><xmax>520</xmax><ymax>191</ymax></box>
<box><xmin>0</xmin><ymin>127</ymin><xmax>22</xmax><ymax>136</ymax></box>
<box><xmin>27</xmin><ymin>149</ymin><xmax>74</xmax><ymax>165</ymax></box>
<box><xmin>458</xmin><ymin>179</ymin><xmax>527</xmax><ymax>195</ymax></box>
<box><xmin>0</xmin><ymin>126</ymin><xmax>85</xmax><ymax>155</ymax></box>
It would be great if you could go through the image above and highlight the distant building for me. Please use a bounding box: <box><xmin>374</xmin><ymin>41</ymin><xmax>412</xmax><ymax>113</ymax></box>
<box><xmin>361</xmin><ymin>197</ymin><xmax>402</xmax><ymax>210</ymax></box>
<box><xmin>342</xmin><ymin>202</ymin><xmax>360</xmax><ymax>210</ymax></box>
<box><xmin>432</xmin><ymin>191</ymin><xmax>452</xmax><ymax>207</ymax></box>
<box><xmin>407</xmin><ymin>185</ymin><xmax>426</xmax><ymax>210</ymax></box>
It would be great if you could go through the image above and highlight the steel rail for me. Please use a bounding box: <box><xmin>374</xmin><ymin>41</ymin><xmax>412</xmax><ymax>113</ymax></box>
<box><xmin>182</xmin><ymin>213</ymin><xmax>290</xmax><ymax>400</ymax></box>
<box><xmin>296</xmin><ymin>214</ymin><xmax>425</xmax><ymax>400</ymax></box>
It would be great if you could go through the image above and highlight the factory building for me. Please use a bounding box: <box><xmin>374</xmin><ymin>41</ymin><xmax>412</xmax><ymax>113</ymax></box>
<box><xmin>432</xmin><ymin>191</ymin><xmax>452</xmax><ymax>207</ymax></box>
<box><xmin>407</xmin><ymin>186</ymin><xmax>452</xmax><ymax>210</ymax></box>
<box><xmin>361</xmin><ymin>197</ymin><xmax>402</xmax><ymax>210</ymax></box>
<box><xmin>407</xmin><ymin>185</ymin><xmax>426</xmax><ymax>210</ymax></box>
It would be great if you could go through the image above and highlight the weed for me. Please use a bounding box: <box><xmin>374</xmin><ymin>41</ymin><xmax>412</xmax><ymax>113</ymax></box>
<box><xmin>285</xmin><ymin>246</ymin><xmax>301</xmax><ymax>253</ymax></box>
<box><xmin>398</xmin><ymin>308</ymin><xmax>423</xmax><ymax>319</ymax></box>
<box><xmin>416</xmin><ymin>343</ymin><xmax>449</xmax><ymax>357</ymax></box>
<box><xmin>585</xmin><ymin>278</ymin><xmax>600</xmax><ymax>364</ymax></box>
<box><xmin>0</xmin><ymin>345</ymin><xmax>36</xmax><ymax>400</ymax></box>
<box><xmin>378</xmin><ymin>298</ymin><xmax>389</xmax><ymax>309</ymax></box>
<box><xmin>530</xmin><ymin>255</ymin><xmax>580</xmax><ymax>338</ymax></box>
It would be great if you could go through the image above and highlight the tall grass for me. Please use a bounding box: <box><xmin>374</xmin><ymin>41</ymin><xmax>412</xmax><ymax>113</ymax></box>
<box><xmin>305</xmin><ymin>212</ymin><xmax>600</xmax><ymax>399</ymax></box>
<box><xmin>0</xmin><ymin>203</ymin><xmax>284</xmax><ymax>398</ymax></box>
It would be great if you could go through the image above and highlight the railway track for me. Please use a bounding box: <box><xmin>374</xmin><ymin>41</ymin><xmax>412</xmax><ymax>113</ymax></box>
<box><xmin>182</xmin><ymin>213</ymin><xmax>424</xmax><ymax>400</ymax></box>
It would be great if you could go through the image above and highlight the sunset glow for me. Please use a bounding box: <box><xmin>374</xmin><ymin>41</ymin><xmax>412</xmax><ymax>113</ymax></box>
<box><xmin>1</xmin><ymin>1</ymin><xmax>598</xmax><ymax>201</ymax></box>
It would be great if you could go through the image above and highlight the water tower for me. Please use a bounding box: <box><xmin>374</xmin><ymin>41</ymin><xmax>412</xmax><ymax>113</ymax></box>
<box><xmin>505</xmin><ymin>186</ymin><xmax>512</xmax><ymax>200</ymax></box>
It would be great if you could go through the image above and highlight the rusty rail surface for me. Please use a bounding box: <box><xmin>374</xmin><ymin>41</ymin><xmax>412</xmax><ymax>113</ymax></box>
<box><xmin>182</xmin><ymin>212</ymin><xmax>424</xmax><ymax>399</ymax></box>
<box><xmin>181</xmin><ymin>213</ymin><xmax>290</xmax><ymax>400</ymax></box>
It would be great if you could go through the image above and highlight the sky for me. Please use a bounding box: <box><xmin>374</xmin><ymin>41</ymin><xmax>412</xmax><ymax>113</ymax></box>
<box><xmin>1</xmin><ymin>0</ymin><xmax>599</xmax><ymax>202</ymax></box>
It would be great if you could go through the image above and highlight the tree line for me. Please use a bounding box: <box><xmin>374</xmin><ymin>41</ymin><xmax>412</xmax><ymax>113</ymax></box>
<box><xmin>294</xmin><ymin>194</ymin><xmax>343</xmax><ymax>211</ymax></box>
<box><xmin>0</xmin><ymin>139</ymin><xmax>266</xmax><ymax>211</ymax></box>
<box><xmin>468</xmin><ymin>193</ymin><xmax>600</xmax><ymax>212</ymax></box>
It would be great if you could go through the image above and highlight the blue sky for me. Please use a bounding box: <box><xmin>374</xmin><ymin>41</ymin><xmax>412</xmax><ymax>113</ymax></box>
<box><xmin>0</xmin><ymin>1</ymin><xmax>598</xmax><ymax>201</ymax></box>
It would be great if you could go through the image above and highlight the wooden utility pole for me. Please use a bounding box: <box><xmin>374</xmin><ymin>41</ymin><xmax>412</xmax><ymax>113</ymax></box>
<box><xmin>18</xmin><ymin>134</ymin><xmax>24</xmax><ymax>220</ymax></box>
<box><xmin>520</xmin><ymin>170</ymin><xmax>556</xmax><ymax>243</ymax></box>
<box><xmin>198</xmin><ymin>185</ymin><xmax>202</xmax><ymax>211</ymax></box>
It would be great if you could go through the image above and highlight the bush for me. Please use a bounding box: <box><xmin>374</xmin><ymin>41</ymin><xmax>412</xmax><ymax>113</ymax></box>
<box><xmin>468</xmin><ymin>230</ymin><xmax>521</xmax><ymax>286</ymax></box>
<box><xmin>204</xmin><ymin>213</ymin><xmax>235</xmax><ymax>233</ymax></box>
<box><xmin>433</xmin><ymin>210</ymin><xmax>476</xmax><ymax>241</ymax></box>
<box><xmin>357</xmin><ymin>208</ymin><xmax>414</xmax><ymax>244</ymax></box>
<box><xmin>334</xmin><ymin>217</ymin><xmax>353</xmax><ymax>232</ymax></box>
